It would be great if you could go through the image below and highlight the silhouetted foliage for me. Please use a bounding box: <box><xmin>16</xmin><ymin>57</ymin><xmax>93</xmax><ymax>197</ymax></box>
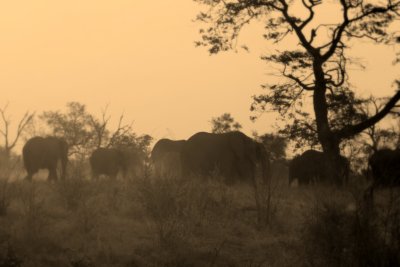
<box><xmin>254</xmin><ymin>132</ymin><xmax>287</xmax><ymax>161</ymax></box>
<box><xmin>303</xmin><ymin>191</ymin><xmax>400</xmax><ymax>267</ymax></box>
<box><xmin>40</xmin><ymin>102</ymin><xmax>96</xmax><ymax>157</ymax></box>
<box><xmin>195</xmin><ymin>0</ymin><xmax>400</xmax><ymax>183</ymax></box>
<box><xmin>40</xmin><ymin>102</ymin><xmax>152</xmax><ymax>159</ymax></box>
<box><xmin>210</xmin><ymin>113</ymin><xmax>242</xmax><ymax>134</ymax></box>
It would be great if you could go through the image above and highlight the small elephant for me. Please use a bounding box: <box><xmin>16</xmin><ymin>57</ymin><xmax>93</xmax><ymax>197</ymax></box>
<box><xmin>289</xmin><ymin>150</ymin><xmax>349</xmax><ymax>186</ymax></box>
<box><xmin>369</xmin><ymin>148</ymin><xmax>400</xmax><ymax>186</ymax></box>
<box><xmin>90</xmin><ymin>148</ymin><xmax>128</xmax><ymax>179</ymax></box>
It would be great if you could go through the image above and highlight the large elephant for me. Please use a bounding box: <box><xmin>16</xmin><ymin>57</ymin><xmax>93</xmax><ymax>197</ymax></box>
<box><xmin>368</xmin><ymin>148</ymin><xmax>400</xmax><ymax>186</ymax></box>
<box><xmin>23</xmin><ymin>136</ymin><xmax>69</xmax><ymax>181</ymax></box>
<box><xmin>90</xmin><ymin>147</ymin><xmax>144</xmax><ymax>179</ymax></box>
<box><xmin>150</xmin><ymin>139</ymin><xmax>186</xmax><ymax>177</ymax></box>
<box><xmin>289</xmin><ymin>150</ymin><xmax>349</xmax><ymax>186</ymax></box>
<box><xmin>180</xmin><ymin>131</ymin><xmax>270</xmax><ymax>185</ymax></box>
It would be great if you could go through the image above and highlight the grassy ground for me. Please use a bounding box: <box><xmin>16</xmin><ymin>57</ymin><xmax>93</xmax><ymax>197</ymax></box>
<box><xmin>0</xmin><ymin>164</ymin><xmax>399</xmax><ymax>267</ymax></box>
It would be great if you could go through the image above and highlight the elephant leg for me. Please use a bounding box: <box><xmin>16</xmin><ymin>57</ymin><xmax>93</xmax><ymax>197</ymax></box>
<box><xmin>25</xmin><ymin>168</ymin><xmax>37</xmax><ymax>181</ymax></box>
<box><xmin>48</xmin><ymin>168</ymin><xmax>58</xmax><ymax>181</ymax></box>
<box><xmin>25</xmin><ymin>172</ymin><xmax>34</xmax><ymax>181</ymax></box>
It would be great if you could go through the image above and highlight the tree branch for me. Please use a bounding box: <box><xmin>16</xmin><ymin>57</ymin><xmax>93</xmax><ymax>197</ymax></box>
<box><xmin>337</xmin><ymin>85</ymin><xmax>400</xmax><ymax>139</ymax></box>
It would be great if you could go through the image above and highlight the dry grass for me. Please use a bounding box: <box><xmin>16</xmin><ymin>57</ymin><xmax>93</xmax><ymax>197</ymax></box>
<box><xmin>0</xmin><ymin>162</ymin><xmax>398</xmax><ymax>267</ymax></box>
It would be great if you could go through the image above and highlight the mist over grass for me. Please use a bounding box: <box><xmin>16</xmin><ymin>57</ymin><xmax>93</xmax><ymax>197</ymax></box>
<box><xmin>0</xmin><ymin>162</ymin><xmax>399</xmax><ymax>267</ymax></box>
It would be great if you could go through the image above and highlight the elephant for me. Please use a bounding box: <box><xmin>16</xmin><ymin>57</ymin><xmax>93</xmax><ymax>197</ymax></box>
<box><xmin>289</xmin><ymin>150</ymin><xmax>349</xmax><ymax>186</ymax></box>
<box><xmin>368</xmin><ymin>148</ymin><xmax>400</xmax><ymax>186</ymax></box>
<box><xmin>150</xmin><ymin>139</ymin><xmax>186</xmax><ymax>177</ymax></box>
<box><xmin>180</xmin><ymin>131</ymin><xmax>270</xmax><ymax>185</ymax></box>
<box><xmin>89</xmin><ymin>148</ymin><xmax>144</xmax><ymax>179</ymax></box>
<box><xmin>23</xmin><ymin>136</ymin><xmax>69</xmax><ymax>181</ymax></box>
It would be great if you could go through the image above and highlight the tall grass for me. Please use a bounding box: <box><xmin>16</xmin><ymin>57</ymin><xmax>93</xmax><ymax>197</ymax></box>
<box><xmin>301</xmin><ymin>185</ymin><xmax>400</xmax><ymax>267</ymax></box>
<box><xmin>0</xmin><ymin>157</ymin><xmax>399</xmax><ymax>266</ymax></box>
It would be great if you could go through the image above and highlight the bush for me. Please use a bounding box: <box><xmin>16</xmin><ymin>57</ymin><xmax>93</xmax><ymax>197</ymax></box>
<box><xmin>0</xmin><ymin>178</ymin><xmax>11</xmax><ymax>216</ymax></box>
<box><xmin>301</xmin><ymin>187</ymin><xmax>400</xmax><ymax>267</ymax></box>
<box><xmin>54</xmin><ymin>177</ymin><xmax>93</xmax><ymax>211</ymax></box>
<box><xmin>136</xmin><ymin>175</ymin><xmax>238</xmax><ymax>250</ymax></box>
<box><xmin>0</xmin><ymin>243</ymin><xmax>22</xmax><ymax>267</ymax></box>
<box><xmin>16</xmin><ymin>181</ymin><xmax>48</xmax><ymax>242</ymax></box>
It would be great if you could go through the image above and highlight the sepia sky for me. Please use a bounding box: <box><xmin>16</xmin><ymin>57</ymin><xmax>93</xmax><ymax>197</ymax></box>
<box><xmin>0</xmin><ymin>0</ymin><xmax>399</xmax><ymax>147</ymax></box>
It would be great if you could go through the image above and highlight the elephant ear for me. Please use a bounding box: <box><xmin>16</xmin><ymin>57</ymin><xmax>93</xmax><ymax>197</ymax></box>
<box><xmin>256</xmin><ymin>143</ymin><xmax>268</xmax><ymax>162</ymax></box>
<box><xmin>228</xmin><ymin>133</ymin><xmax>247</xmax><ymax>159</ymax></box>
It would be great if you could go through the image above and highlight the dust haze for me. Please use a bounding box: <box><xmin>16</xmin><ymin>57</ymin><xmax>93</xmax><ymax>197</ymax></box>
<box><xmin>0</xmin><ymin>0</ymin><xmax>400</xmax><ymax>266</ymax></box>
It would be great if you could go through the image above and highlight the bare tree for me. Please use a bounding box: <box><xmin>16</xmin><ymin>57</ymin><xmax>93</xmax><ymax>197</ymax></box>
<box><xmin>89</xmin><ymin>104</ymin><xmax>111</xmax><ymax>149</ymax></box>
<box><xmin>0</xmin><ymin>103</ymin><xmax>35</xmax><ymax>158</ymax></box>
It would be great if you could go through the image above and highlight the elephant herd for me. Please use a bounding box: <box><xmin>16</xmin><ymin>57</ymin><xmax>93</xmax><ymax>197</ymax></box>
<box><xmin>21</xmin><ymin>133</ymin><xmax>400</xmax><ymax>187</ymax></box>
<box><xmin>21</xmin><ymin>132</ymin><xmax>270</xmax><ymax>185</ymax></box>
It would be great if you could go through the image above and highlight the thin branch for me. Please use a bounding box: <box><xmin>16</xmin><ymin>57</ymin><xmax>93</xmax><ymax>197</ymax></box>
<box><xmin>282</xmin><ymin>65</ymin><xmax>315</xmax><ymax>91</ymax></box>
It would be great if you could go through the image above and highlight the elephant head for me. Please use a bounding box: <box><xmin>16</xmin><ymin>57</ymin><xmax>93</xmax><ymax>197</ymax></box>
<box><xmin>150</xmin><ymin>139</ymin><xmax>186</xmax><ymax>178</ymax></box>
<box><xmin>90</xmin><ymin>147</ymin><xmax>145</xmax><ymax>179</ymax></box>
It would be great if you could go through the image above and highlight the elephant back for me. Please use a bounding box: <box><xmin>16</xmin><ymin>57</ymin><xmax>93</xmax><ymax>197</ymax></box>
<box><xmin>181</xmin><ymin>131</ymin><xmax>270</xmax><ymax>184</ymax></box>
<box><xmin>151</xmin><ymin>139</ymin><xmax>185</xmax><ymax>162</ymax></box>
<box><xmin>369</xmin><ymin>149</ymin><xmax>400</xmax><ymax>186</ymax></box>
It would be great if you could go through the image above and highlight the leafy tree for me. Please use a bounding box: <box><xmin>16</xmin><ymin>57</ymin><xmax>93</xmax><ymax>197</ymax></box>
<box><xmin>254</xmin><ymin>132</ymin><xmax>287</xmax><ymax>161</ymax></box>
<box><xmin>210</xmin><ymin>113</ymin><xmax>242</xmax><ymax>133</ymax></box>
<box><xmin>195</xmin><ymin>0</ymin><xmax>400</xmax><ymax>183</ymax></box>
<box><xmin>41</xmin><ymin>102</ymin><xmax>96</xmax><ymax>157</ymax></box>
<box><xmin>41</xmin><ymin>102</ymin><xmax>152</xmax><ymax>159</ymax></box>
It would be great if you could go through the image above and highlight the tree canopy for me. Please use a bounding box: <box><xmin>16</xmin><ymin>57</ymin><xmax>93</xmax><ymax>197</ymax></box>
<box><xmin>40</xmin><ymin>102</ymin><xmax>152</xmax><ymax>159</ymax></box>
<box><xmin>210</xmin><ymin>113</ymin><xmax>243</xmax><ymax>133</ymax></box>
<box><xmin>195</xmin><ymin>0</ymin><xmax>400</xmax><ymax>182</ymax></box>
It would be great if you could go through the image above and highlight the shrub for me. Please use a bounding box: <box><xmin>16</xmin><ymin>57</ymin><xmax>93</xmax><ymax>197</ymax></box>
<box><xmin>136</xmin><ymin>175</ymin><xmax>238</xmax><ymax>250</ymax></box>
<box><xmin>301</xmin><ymin>186</ymin><xmax>400</xmax><ymax>267</ymax></box>
<box><xmin>0</xmin><ymin>242</ymin><xmax>22</xmax><ymax>267</ymax></box>
<box><xmin>16</xmin><ymin>181</ymin><xmax>47</xmax><ymax>242</ymax></box>
<box><xmin>0</xmin><ymin>178</ymin><xmax>11</xmax><ymax>216</ymax></box>
<box><xmin>54</xmin><ymin>177</ymin><xmax>93</xmax><ymax>211</ymax></box>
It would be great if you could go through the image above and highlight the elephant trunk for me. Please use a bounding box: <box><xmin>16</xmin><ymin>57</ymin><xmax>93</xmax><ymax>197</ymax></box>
<box><xmin>61</xmin><ymin>154</ymin><xmax>68</xmax><ymax>180</ymax></box>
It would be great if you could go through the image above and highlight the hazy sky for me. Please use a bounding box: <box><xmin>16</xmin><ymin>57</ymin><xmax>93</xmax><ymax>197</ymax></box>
<box><xmin>0</xmin><ymin>0</ymin><xmax>399</xmax><ymax>146</ymax></box>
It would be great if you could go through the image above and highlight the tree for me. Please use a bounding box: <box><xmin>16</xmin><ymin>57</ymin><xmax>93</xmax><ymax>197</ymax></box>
<box><xmin>253</xmin><ymin>132</ymin><xmax>287</xmax><ymax>161</ymax></box>
<box><xmin>357</xmin><ymin>96</ymin><xmax>399</xmax><ymax>153</ymax></box>
<box><xmin>210</xmin><ymin>113</ymin><xmax>242</xmax><ymax>133</ymax></box>
<box><xmin>195</xmin><ymin>0</ymin><xmax>400</xmax><ymax>183</ymax></box>
<box><xmin>0</xmin><ymin>103</ymin><xmax>34</xmax><ymax>158</ymax></box>
<box><xmin>41</xmin><ymin>102</ymin><xmax>96</xmax><ymax>158</ymax></box>
<box><xmin>41</xmin><ymin>102</ymin><xmax>153</xmax><ymax>159</ymax></box>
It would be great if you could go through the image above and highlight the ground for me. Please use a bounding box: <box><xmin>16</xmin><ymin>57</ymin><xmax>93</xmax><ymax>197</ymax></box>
<box><xmin>0</xmin><ymin>162</ymin><xmax>398</xmax><ymax>267</ymax></box>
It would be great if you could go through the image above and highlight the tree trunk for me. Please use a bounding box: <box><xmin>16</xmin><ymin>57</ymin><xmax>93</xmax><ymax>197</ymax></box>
<box><xmin>312</xmin><ymin>59</ymin><xmax>343</xmax><ymax>185</ymax></box>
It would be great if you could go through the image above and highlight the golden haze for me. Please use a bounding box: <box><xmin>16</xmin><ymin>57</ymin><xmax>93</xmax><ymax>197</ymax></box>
<box><xmin>0</xmin><ymin>0</ymin><xmax>398</xmax><ymax>150</ymax></box>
